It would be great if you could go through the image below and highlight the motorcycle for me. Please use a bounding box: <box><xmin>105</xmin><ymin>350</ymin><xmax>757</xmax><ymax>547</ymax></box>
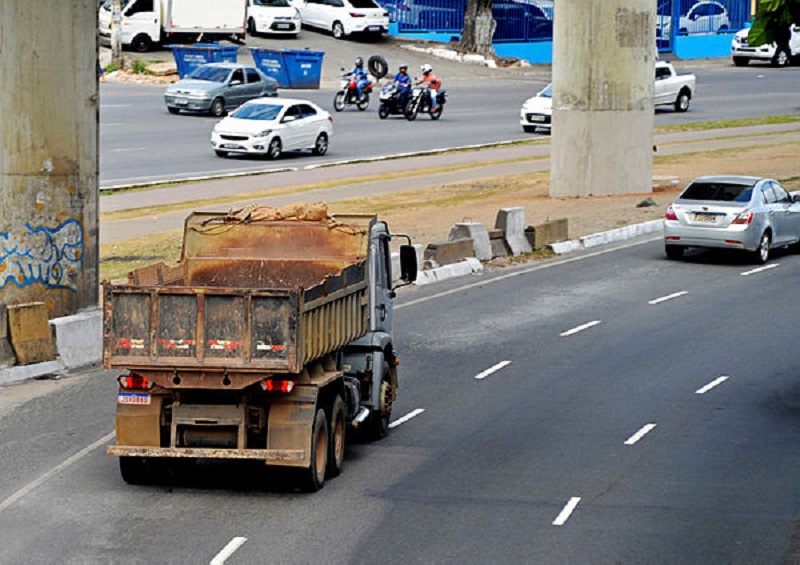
<box><xmin>333</xmin><ymin>73</ymin><xmax>372</xmax><ymax>112</ymax></box>
<box><xmin>404</xmin><ymin>83</ymin><xmax>447</xmax><ymax>121</ymax></box>
<box><xmin>377</xmin><ymin>82</ymin><xmax>412</xmax><ymax>119</ymax></box>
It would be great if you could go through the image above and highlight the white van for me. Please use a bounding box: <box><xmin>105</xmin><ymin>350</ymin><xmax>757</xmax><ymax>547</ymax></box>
<box><xmin>298</xmin><ymin>0</ymin><xmax>388</xmax><ymax>39</ymax></box>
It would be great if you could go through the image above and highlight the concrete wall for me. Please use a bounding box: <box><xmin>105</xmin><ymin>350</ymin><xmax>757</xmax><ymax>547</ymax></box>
<box><xmin>550</xmin><ymin>0</ymin><xmax>655</xmax><ymax>197</ymax></box>
<box><xmin>0</xmin><ymin>1</ymin><xmax>99</xmax><ymax>318</ymax></box>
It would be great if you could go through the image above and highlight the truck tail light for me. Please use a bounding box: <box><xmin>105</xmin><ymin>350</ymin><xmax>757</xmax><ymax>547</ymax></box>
<box><xmin>260</xmin><ymin>379</ymin><xmax>295</xmax><ymax>393</ymax></box>
<box><xmin>732</xmin><ymin>210</ymin><xmax>754</xmax><ymax>224</ymax></box>
<box><xmin>665</xmin><ymin>205</ymin><xmax>677</xmax><ymax>221</ymax></box>
<box><xmin>118</xmin><ymin>375</ymin><xmax>154</xmax><ymax>390</ymax></box>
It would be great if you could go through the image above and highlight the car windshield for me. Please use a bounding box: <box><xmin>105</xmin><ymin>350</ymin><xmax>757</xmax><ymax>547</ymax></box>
<box><xmin>231</xmin><ymin>103</ymin><xmax>283</xmax><ymax>120</ymax></box>
<box><xmin>186</xmin><ymin>66</ymin><xmax>230</xmax><ymax>83</ymax></box>
<box><xmin>680</xmin><ymin>181</ymin><xmax>754</xmax><ymax>202</ymax></box>
<box><xmin>253</xmin><ymin>0</ymin><xmax>291</xmax><ymax>5</ymax></box>
<box><xmin>539</xmin><ymin>84</ymin><xmax>552</xmax><ymax>98</ymax></box>
<box><xmin>349</xmin><ymin>0</ymin><xmax>380</xmax><ymax>8</ymax></box>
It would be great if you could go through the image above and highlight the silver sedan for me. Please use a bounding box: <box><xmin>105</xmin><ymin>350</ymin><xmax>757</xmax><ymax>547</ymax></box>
<box><xmin>664</xmin><ymin>175</ymin><xmax>800</xmax><ymax>263</ymax></box>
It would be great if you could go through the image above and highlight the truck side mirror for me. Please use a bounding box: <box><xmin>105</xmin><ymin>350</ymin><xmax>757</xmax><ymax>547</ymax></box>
<box><xmin>399</xmin><ymin>245</ymin><xmax>417</xmax><ymax>283</ymax></box>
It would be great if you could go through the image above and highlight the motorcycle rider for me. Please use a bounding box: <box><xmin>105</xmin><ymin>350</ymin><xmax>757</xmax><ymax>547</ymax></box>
<box><xmin>393</xmin><ymin>63</ymin><xmax>412</xmax><ymax>108</ymax></box>
<box><xmin>417</xmin><ymin>63</ymin><xmax>442</xmax><ymax>113</ymax></box>
<box><xmin>347</xmin><ymin>57</ymin><xmax>370</xmax><ymax>102</ymax></box>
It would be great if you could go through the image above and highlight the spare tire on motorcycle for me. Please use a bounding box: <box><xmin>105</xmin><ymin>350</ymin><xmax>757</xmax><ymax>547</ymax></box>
<box><xmin>368</xmin><ymin>55</ymin><xmax>388</xmax><ymax>79</ymax></box>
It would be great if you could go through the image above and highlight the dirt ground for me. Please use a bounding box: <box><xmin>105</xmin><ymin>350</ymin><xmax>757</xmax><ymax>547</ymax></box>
<box><xmin>333</xmin><ymin>142</ymin><xmax>800</xmax><ymax>249</ymax></box>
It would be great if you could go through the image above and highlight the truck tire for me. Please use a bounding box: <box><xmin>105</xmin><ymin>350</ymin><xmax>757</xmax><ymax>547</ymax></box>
<box><xmin>674</xmin><ymin>90</ymin><xmax>690</xmax><ymax>112</ymax></box>
<box><xmin>368</xmin><ymin>55</ymin><xmax>388</xmax><ymax>79</ymax></box>
<box><xmin>130</xmin><ymin>33</ymin><xmax>153</xmax><ymax>53</ymax></box>
<box><xmin>363</xmin><ymin>362</ymin><xmax>393</xmax><ymax>440</ymax></box>
<box><xmin>299</xmin><ymin>408</ymin><xmax>328</xmax><ymax>492</ymax></box>
<box><xmin>327</xmin><ymin>395</ymin><xmax>346</xmax><ymax>478</ymax></box>
<box><xmin>772</xmin><ymin>48</ymin><xmax>789</xmax><ymax>67</ymax></box>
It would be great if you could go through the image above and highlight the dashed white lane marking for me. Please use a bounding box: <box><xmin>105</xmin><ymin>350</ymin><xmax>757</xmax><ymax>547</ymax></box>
<box><xmin>210</xmin><ymin>537</ymin><xmax>247</xmax><ymax>565</ymax></box>
<box><xmin>111</xmin><ymin>147</ymin><xmax>148</xmax><ymax>153</ymax></box>
<box><xmin>741</xmin><ymin>264</ymin><xmax>779</xmax><ymax>276</ymax></box>
<box><xmin>0</xmin><ymin>431</ymin><xmax>115</xmax><ymax>515</ymax></box>
<box><xmin>552</xmin><ymin>497</ymin><xmax>582</xmax><ymax>526</ymax></box>
<box><xmin>624</xmin><ymin>423</ymin><xmax>657</xmax><ymax>446</ymax></box>
<box><xmin>696</xmin><ymin>375</ymin><xmax>730</xmax><ymax>394</ymax></box>
<box><xmin>648</xmin><ymin>291</ymin><xmax>689</xmax><ymax>305</ymax></box>
<box><xmin>474</xmin><ymin>360</ymin><xmax>512</xmax><ymax>380</ymax></box>
<box><xmin>560</xmin><ymin>321</ymin><xmax>602</xmax><ymax>337</ymax></box>
<box><xmin>389</xmin><ymin>408</ymin><xmax>425</xmax><ymax>429</ymax></box>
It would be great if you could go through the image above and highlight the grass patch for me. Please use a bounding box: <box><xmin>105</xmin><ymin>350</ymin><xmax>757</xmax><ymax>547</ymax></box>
<box><xmin>100</xmin><ymin>229</ymin><xmax>183</xmax><ymax>282</ymax></box>
<box><xmin>654</xmin><ymin>115</ymin><xmax>800</xmax><ymax>135</ymax></box>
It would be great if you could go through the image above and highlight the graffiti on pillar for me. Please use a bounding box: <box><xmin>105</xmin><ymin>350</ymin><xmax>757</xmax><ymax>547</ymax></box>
<box><xmin>0</xmin><ymin>220</ymin><xmax>84</xmax><ymax>292</ymax></box>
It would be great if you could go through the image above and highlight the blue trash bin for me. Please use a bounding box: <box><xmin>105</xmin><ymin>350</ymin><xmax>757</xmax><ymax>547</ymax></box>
<box><xmin>169</xmin><ymin>43</ymin><xmax>240</xmax><ymax>78</ymax></box>
<box><xmin>282</xmin><ymin>50</ymin><xmax>325</xmax><ymax>89</ymax></box>
<box><xmin>249</xmin><ymin>48</ymin><xmax>325</xmax><ymax>89</ymax></box>
<box><xmin>249</xmin><ymin>48</ymin><xmax>291</xmax><ymax>88</ymax></box>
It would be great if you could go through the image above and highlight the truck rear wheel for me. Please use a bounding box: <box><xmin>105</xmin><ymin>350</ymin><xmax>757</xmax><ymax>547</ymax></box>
<box><xmin>299</xmin><ymin>408</ymin><xmax>328</xmax><ymax>492</ymax></box>
<box><xmin>120</xmin><ymin>457</ymin><xmax>154</xmax><ymax>485</ymax></box>
<box><xmin>327</xmin><ymin>395</ymin><xmax>346</xmax><ymax>478</ymax></box>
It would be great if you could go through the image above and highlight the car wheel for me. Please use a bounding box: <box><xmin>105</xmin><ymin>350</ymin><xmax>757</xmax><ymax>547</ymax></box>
<box><xmin>247</xmin><ymin>17</ymin><xmax>258</xmax><ymax>36</ymax></box>
<box><xmin>267</xmin><ymin>137</ymin><xmax>282</xmax><ymax>160</ymax></box>
<box><xmin>312</xmin><ymin>132</ymin><xmax>328</xmax><ymax>156</ymax></box>
<box><xmin>214</xmin><ymin>150</ymin><xmax>229</xmax><ymax>158</ymax></box>
<box><xmin>130</xmin><ymin>33</ymin><xmax>152</xmax><ymax>53</ymax></box>
<box><xmin>772</xmin><ymin>48</ymin><xmax>789</xmax><ymax>67</ymax></box>
<box><xmin>356</xmin><ymin>93</ymin><xmax>369</xmax><ymax>111</ymax></box>
<box><xmin>732</xmin><ymin>56</ymin><xmax>749</xmax><ymax>67</ymax></box>
<box><xmin>665</xmin><ymin>245</ymin><xmax>684</xmax><ymax>260</ymax></box>
<box><xmin>674</xmin><ymin>90</ymin><xmax>690</xmax><ymax>113</ymax></box>
<box><xmin>332</xmin><ymin>21</ymin><xmax>345</xmax><ymax>39</ymax></box>
<box><xmin>333</xmin><ymin>92</ymin><xmax>345</xmax><ymax>112</ymax></box>
<box><xmin>752</xmin><ymin>231</ymin><xmax>771</xmax><ymax>264</ymax></box>
<box><xmin>210</xmin><ymin>98</ymin><xmax>226</xmax><ymax>118</ymax></box>
<box><xmin>167</xmin><ymin>107</ymin><xmax>180</xmax><ymax>115</ymax></box>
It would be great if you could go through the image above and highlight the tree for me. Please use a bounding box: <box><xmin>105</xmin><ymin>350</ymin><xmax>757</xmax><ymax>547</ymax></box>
<box><xmin>458</xmin><ymin>0</ymin><xmax>496</xmax><ymax>57</ymax></box>
<box><xmin>747</xmin><ymin>0</ymin><xmax>800</xmax><ymax>49</ymax></box>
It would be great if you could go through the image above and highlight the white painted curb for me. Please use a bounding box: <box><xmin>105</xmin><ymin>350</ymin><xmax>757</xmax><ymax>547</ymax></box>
<box><xmin>549</xmin><ymin>220</ymin><xmax>664</xmax><ymax>255</ymax></box>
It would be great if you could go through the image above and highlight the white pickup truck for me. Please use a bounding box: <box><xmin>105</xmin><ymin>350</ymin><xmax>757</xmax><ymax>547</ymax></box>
<box><xmin>654</xmin><ymin>61</ymin><xmax>695</xmax><ymax>113</ymax></box>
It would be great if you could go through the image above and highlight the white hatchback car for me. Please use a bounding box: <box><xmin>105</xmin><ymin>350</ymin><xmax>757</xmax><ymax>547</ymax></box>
<box><xmin>298</xmin><ymin>0</ymin><xmax>389</xmax><ymax>39</ymax></box>
<box><xmin>211</xmin><ymin>98</ymin><xmax>333</xmax><ymax>159</ymax></box>
<box><xmin>247</xmin><ymin>0</ymin><xmax>302</xmax><ymax>37</ymax></box>
<box><xmin>519</xmin><ymin>83</ymin><xmax>552</xmax><ymax>133</ymax></box>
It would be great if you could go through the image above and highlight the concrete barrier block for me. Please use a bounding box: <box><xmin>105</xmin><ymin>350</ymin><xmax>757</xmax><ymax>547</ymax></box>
<box><xmin>7</xmin><ymin>302</ymin><xmax>56</xmax><ymax>365</ymax></box>
<box><xmin>50</xmin><ymin>309</ymin><xmax>102</xmax><ymax>369</ymax></box>
<box><xmin>488</xmin><ymin>228</ymin><xmax>511</xmax><ymax>258</ymax></box>
<box><xmin>495</xmin><ymin>207</ymin><xmax>532</xmax><ymax>256</ymax></box>
<box><xmin>0</xmin><ymin>359</ymin><xmax>66</xmax><ymax>387</ymax></box>
<box><xmin>414</xmin><ymin>258</ymin><xmax>483</xmax><ymax>286</ymax></box>
<box><xmin>532</xmin><ymin>219</ymin><xmax>569</xmax><ymax>249</ymax></box>
<box><xmin>448</xmin><ymin>222</ymin><xmax>492</xmax><ymax>261</ymax></box>
<box><xmin>425</xmin><ymin>239</ymin><xmax>474</xmax><ymax>266</ymax></box>
<box><xmin>0</xmin><ymin>305</ymin><xmax>16</xmax><ymax>368</ymax></box>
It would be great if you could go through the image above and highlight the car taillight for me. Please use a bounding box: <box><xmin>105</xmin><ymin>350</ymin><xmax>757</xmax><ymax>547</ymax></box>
<box><xmin>260</xmin><ymin>379</ymin><xmax>295</xmax><ymax>393</ymax></box>
<box><xmin>732</xmin><ymin>210</ymin><xmax>754</xmax><ymax>224</ymax></box>
<box><xmin>665</xmin><ymin>205</ymin><xmax>677</xmax><ymax>221</ymax></box>
<box><xmin>350</xmin><ymin>11</ymin><xmax>366</xmax><ymax>17</ymax></box>
<box><xmin>328</xmin><ymin>116</ymin><xmax>333</xmax><ymax>122</ymax></box>
<box><xmin>118</xmin><ymin>375</ymin><xmax>154</xmax><ymax>390</ymax></box>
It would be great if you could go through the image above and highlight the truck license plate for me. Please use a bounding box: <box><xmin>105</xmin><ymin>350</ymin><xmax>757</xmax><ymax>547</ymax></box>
<box><xmin>118</xmin><ymin>392</ymin><xmax>151</xmax><ymax>405</ymax></box>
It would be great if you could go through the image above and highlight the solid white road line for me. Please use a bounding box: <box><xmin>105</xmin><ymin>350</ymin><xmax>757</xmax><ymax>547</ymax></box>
<box><xmin>560</xmin><ymin>321</ymin><xmax>602</xmax><ymax>337</ymax></box>
<box><xmin>741</xmin><ymin>264</ymin><xmax>779</xmax><ymax>276</ymax></box>
<box><xmin>210</xmin><ymin>537</ymin><xmax>248</xmax><ymax>565</ymax></box>
<box><xmin>624</xmin><ymin>423</ymin><xmax>657</xmax><ymax>446</ymax></box>
<box><xmin>648</xmin><ymin>291</ymin><xmax>688</xmax><ymax>305</ymax></box>
<box><xmin>389</xmin><ymin>408</ymin><xmax>425</xmax><ymax>429</ymax></box>
<box><xmin>696</xmin><ymin>375</ymin><xmax>730</xmax><ymax>394</ymax></box>
<box><xmin>0</xmin><ymin>431</ymin><xmax>115</xmax><ymax>515</ymax></box>
<box><xmin>552</xmin><ymin>497</ymin><xmax>582</xmax><ymax>526</ymax></box>
<box><xmin>474</xmin><ymin>360</ymin><xmax>512</xmax><ymax>380</ymax></box>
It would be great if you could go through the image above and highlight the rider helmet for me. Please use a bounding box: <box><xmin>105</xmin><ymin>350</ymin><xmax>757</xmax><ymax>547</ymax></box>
<box><xmin>355</xmin><ymin>57</ymin><xmax>364</xmax><ymax>66</ymax></box>
<box><xmin>399</xmin><ymin>63</ymin><xmax>408</xmax><ymax>71</ymax></box>
<box><xmin>421</xmin><ymin>63</ymin><xmax>432</xmax><ymax>74</ymax></box>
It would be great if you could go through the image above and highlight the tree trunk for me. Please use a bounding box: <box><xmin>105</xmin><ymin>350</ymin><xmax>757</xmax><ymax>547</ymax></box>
<box><xmin>458</xmin><ymin>0</ymin><xmax>496</xmax><ymax>57</ymax></box>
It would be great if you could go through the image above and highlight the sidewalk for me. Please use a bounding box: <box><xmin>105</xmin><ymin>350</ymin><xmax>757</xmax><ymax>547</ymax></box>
<box><xmin>100</xmin><ymin>121</ymin><xmax>800</xmax><ymax>244</ymax></box>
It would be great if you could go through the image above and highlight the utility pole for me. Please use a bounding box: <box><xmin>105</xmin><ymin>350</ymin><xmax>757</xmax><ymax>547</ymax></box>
<box><xmin>111</xmin><ymin>0</ymin><xmax>124</xmax><ymax>69</ymax></box>
<box><xmin>0</xmin><ymin>0</ymin><xmax>99</xmax><ymax>318</ymax></box>
<box><xmin>550</xmin><ymin>0</ymin><xmax>656</xmax><ymax>197</ymax></box>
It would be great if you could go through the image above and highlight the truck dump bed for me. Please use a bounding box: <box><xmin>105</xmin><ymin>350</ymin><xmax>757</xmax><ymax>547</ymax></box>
<box><xmin>103</xmin><ymin>211</ymin><xmax>374</xmax><ymax>377</ymax></box>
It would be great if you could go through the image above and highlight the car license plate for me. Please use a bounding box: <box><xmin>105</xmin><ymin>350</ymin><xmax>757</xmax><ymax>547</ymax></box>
<box><xmin>693</xmin><ymin>213</ymin><xmax>717</xmax><ymax>223</ymax></box>
<box><xmin>176</xmin><ymin>99</ymin><xmax>188</xmax><ymax>106</ymax></box>
<box><xmin>275</xmin><ymin>23</ymin><xmax>290</xmax><ymax>29</ymax></box>
<box><xmin>530</xmin><ymin>115</ymin><xmax>546</xmax><ymax>123</ymax></box>
<box><xmin>367</xmin><ymin>25</ymin><xmax>382</xmax><ymax>32</ymax></box>
<box><xmin>222</xmin><ymin>144</ymin><xmax>242</xmax><ymax>149</ymax></box>
<box><xmin>118</xmin><ymin>392</ymin><xmax>151</xmax><ymax>405</ymax></box>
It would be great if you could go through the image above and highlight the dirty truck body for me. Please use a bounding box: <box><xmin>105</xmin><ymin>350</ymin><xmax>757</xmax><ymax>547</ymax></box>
<box><xmin>103</xmin><ymin>211</ymin><xmax>412</xmax><ymax>490</ymax></box>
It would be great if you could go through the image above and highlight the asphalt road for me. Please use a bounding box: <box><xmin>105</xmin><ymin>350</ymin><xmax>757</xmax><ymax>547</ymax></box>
<box><xmin>3</xmin><ymin>237</ymin><xmax>800</xmax><ymax>563</ymax></box>
<box><xmin>99</xmin><ymin>64</ymin><xmax>800</xmax><ymax>188</ymax></box>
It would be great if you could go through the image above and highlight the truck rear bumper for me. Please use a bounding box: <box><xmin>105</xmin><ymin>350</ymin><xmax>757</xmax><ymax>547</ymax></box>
<box><xmin>108</xmin><ymin>445</ymin><xmax>305</xmax><ymax>463</ymax></box>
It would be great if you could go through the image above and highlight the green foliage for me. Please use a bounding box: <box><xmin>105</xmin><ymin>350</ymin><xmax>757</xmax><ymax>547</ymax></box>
<box><xmin>104</xmin><ymin>61</ymin><xmax>121</xmax><ymax>73</ymax></box>
<box><xmin>130</xmin><ymin>58</ymin><xmax>148</xmax><ymax>75</ymax></box>
<box><xmin>748</xmin><ymin>0</ymin><xmax>800</xmax><ymax>47</ymax></box>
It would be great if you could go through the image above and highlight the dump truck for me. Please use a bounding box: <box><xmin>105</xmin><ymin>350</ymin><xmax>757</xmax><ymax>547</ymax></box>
<box><xmin>103</xmin><ymin>205</ymin><xmax>417</xmax><ymax>491</ymax></box>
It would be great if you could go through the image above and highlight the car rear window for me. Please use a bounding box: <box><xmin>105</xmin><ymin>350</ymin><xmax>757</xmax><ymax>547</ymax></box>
<box><xmin>231</xmin><ymin>103</ymin><xmax>283</xmax><ymax>120</ymax></box>
<box><xmin>187</xmin><ymin>66</ymin><xmax>230</xmax><ymax>83</ymax></box>
<box><xmin>349</xmin><ymin>0</ymin><xmax>380</xmax><ymax>8</ymax></box>
<box><xmin>680</xmin><ymin>181</ymin><xmax>754</xmax><ymax>202</ymax></box>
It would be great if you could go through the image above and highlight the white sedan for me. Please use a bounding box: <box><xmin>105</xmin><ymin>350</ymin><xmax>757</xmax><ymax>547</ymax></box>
<box><xmin>246</xmin><ymin>0</ymin><xmax>302</xmax><ymax>36</ymax></box>
<box><xmin>211</xmin><ymin>98</ymin><xmax>333</xmax><ymax>159</ymax></box>
<box><xmin>519</xmin><ymin>83</ymin><xmax>552</xmax><ymax>133</ymax></box>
